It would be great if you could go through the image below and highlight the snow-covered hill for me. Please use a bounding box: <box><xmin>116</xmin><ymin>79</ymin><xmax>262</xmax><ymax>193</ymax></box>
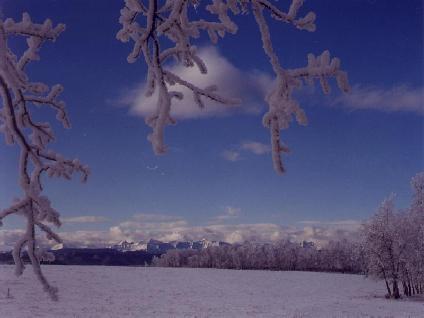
<box><xmin>0</xmin><ymin>266</ymin><xmax>422</xmax><ymax>318</ymax></box>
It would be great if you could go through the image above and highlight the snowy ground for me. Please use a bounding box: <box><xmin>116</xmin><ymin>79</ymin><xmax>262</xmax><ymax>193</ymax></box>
<box><xmin>0</xmin><ymin>265</ymin><xmax>423</xmax><ymax>318</ymax></box>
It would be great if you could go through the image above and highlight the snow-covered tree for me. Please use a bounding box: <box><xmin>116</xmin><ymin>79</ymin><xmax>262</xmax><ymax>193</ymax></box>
<box><xmin>117</xmin><ymin>0</ymin><xmax>350</xmax><ymax>173</ymax></box>
<box><xmin>362</xmin><ymin>196</ymin><xmax>405</xmax><ymax>298</ymax></box>
<box><xmin>363</xmin><ymin>173</ymin><xmax>424</xmax><ymax>299</ymax></box>
<box><xmin>411</xmin><ymin>172</ymin><xmax>424</xmax><ymax>218</ymax></box>
<box><xmin>401</xmin><ymin>172</ymin><xmax>424</xmax><ymax>296</ymax></box>
<box><xmin>0</xmin><ymin>14</ymin><xmax>89</xmax><ymax>300</ymax></box>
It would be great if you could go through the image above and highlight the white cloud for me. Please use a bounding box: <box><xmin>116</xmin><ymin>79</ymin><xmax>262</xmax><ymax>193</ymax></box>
<box><xmin>209</xmin><ymin>206</ymin><xmax>241</xmax><ymax>224</ymax></box>
<box><xmin>109</xmin><ymin>220</ymin><xmax>286</xmax><ymax>244</ymax></box>
<box><xmin>0</xmin><ymin>229</ymin><xmax>25</xmax><ymax>251</ymax></box>
<box><xmin>298</xmin><ymin>219</ymin><xmax>362</xmax><ymax>230</ymax></box>
<box><xmin>221</xmin><ymin>140</ymin><xmax>270</xmax><ymax>162</ymax></box>
<box><xmin>118</xmin><ymin>46</ymin><xmax>272</xmax><ymax>120</ymax></box>
<box><xmin>0</xmin><ymin>215</ymin><xmax>362</xmax><ymax>251</ymax></box>
<box><xmin>221</xmin><ymin>150</ymin><xmax>241</xmax><ymax>162</ymax></box>
<box><xmin>62</xmin><ymin>216</ymin><xmax>109</xmax><ymax>224</ymax></box>
<box><xmin>240</xmin><ymin>141</ymin><xmax>271</xmax><ymax>155</ymax></box>
<box><xmin>0</xmin><ymin>229</ymin><xmax>112</xmax><ymax>250</ymax></box>
<box><xmin>333</xmin><ymin>84</ymin><xmax>424</xmax><ymax>114</ymax></box>
<box><xmin>105</xmin><ymin>214</ymin><xmax>361</xmax><ymax>246</ymax></box>
<box><xmin>132</xmin><ymin>213</ymin><xmax>183</xmax><ymax>223</ymax></box>
<box><xmin>225</xmin><ymin>206</ymin><xmax>240</xmax><ymax>217</ymax></box>
<box><xmin>59</xmin><ymin>230</ymin><xmax>111</xmax><ymax>248</ymax></box>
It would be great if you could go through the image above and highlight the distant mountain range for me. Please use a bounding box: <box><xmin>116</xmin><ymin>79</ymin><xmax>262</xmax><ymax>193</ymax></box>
<box><xmin>109</xmin><ymin>238</ymin><xmax>231</xmax><ymax>253</ymax></box>
<box><xmin>0</xmin><ymin>239</ymin><xmax>231</xmax><ymax>266</ymax></box>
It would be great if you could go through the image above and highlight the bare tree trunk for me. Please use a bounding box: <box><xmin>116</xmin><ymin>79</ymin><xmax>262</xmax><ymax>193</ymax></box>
<box><xmin>385</xmin><ymin>279</ymin><xmax>392</xmax><ymax>297</ymax></box>
<box><xmin>381</xmin><ymin>269</ymin><xmax>392</xmax><ymax>297</ymax></box>
<box><xmin>402</xmin><ymin>281</ymin><xmax>408</xmax><ymax>296</ymax></box>
<box><xmin>392</xmin><ymin>279</ymin><xmax>401</xmax><ymax>299</ymax></box>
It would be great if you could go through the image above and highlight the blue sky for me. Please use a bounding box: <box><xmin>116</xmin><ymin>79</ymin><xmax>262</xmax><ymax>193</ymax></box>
<box><xmin>0</xmin><ymin>0</ymin><xmax>422</xmax><ymax>247</ymax></box>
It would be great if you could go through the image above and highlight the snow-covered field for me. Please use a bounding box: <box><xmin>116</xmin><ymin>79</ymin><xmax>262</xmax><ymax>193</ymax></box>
<box><xmin>0</xmin><ymin>265</ymin><xmax>423</xmax><ymax>318</ymax></box>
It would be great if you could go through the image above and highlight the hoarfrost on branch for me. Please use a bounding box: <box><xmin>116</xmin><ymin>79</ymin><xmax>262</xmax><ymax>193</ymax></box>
<box><xmin>117</xmin><ymin>0</ymin><xmax>350</xmax><ymax>173</ymax></box>
<box><xmin>0</xmin><ymin>13</ymin><xmax>89</xmax><ymax>301</ymax></box>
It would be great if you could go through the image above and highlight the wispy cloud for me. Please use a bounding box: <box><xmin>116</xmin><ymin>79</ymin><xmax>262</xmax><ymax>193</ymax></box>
<box><xmin>221</xmin><ymin>150</ymin><xmax>241</xmax><ymax>162</ymax></box>
<box><xmin>132</xmin><ymin>213</ymin><xmax>183</xmax><ymax>223</ymax></box>
<box><xmin>333</xmin><ymin>84</ymin><xmax>424</xmax><ymax>114</ymax></box>
<box><xmin>240</xmin><ymin>141</ymin><xmax>271</xmax><ymax>155</ymax></box>
<box><xmin>209</xmin><ymin>206</ymin><xmax>241</xmax><ymax>224</ymax></box>
<box><xmin>222</xmin><ymin>140</ymin><xmax>271</xmax><ymax>162</ymax></box>
<box><xmin>117</xmin><ymin>46</ymin><xmax>272</xmax><ymax>119</ymax></box>
<box><xmin>59</xmin><ymin>230</ymin><xmax>111</xmax><ymax>248</ymax></box>
<box><xmin>297</xmin><ymin>219</ymin><xmax>362</xmax><ymax>231</ymax></box>
<box><xmin>0</xmin><ymin>229</ymin><xmax>25</xmax><ymax>251</ymax></box>
<box><xmin>62</xmin><ymin>216</ymin><xmax>109</xmax><ymax>224</ymax></box>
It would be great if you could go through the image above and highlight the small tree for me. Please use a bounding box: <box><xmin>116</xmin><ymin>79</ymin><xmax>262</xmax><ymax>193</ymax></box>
<box><xmin>363</xmin><ymin>196</ymin><xmax>404</xmax><ymax>299</ymax></box>
<box><xmin>0</xmin><ymin>14</ymin><xmax>88</xmax><ymax>300</ymax></box>
<box><xmin>117</xmin><ymin>0</ymin><xmax>350</xmax><ymax>173</ymax></box>
<box><xmin>402</xmin><ymin>172</ymin><xmax>424</xmax><ymax>296</ymax></box>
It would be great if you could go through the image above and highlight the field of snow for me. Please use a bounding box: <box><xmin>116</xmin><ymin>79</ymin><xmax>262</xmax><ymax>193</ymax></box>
<box><xmin>0</xmin><ymin>265</ymin><xmax>423</xmax><ymax>318</ymax></box>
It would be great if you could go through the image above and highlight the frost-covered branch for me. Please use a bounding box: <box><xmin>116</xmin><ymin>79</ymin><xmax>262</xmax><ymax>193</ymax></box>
<box><xmin>251</xmin><ymin>0</ymin><xmax>350</xmax><ymax>173</ymax></box>
<box><xmin>118</xmin><ymin>0</ymin><xmax>350</xmax><ymax>174</ymax></box>
<box><xmin>0</xmin><ymin>13</ymin><xmax>89</xmax><ymax>301</ymax></box>
<box><xmin>117</xmin><ymin>0</ymin><xmax>240</xmax><ymax>154</ymax></box>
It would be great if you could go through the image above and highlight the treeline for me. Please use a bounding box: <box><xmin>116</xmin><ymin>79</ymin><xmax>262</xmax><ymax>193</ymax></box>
<box><xmin>152</xmin><ymin>239</ymin><xmax>365</xmax><ymax>274</ymax></box>
<box><xmin>0</xmin><ymin>249</ymin><xmax>155</xmax><ymax>266</ymax></box>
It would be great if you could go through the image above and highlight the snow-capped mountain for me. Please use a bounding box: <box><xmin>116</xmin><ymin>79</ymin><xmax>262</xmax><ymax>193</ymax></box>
<box><xmin>110</xmin><ymin>240</ymin><xmax>148</xmax><ymax>252</ymax></box>
<box><xmin>110</xmin><ymin>239</ymin><xmax>230</xmax><ymax>253</ymax></box>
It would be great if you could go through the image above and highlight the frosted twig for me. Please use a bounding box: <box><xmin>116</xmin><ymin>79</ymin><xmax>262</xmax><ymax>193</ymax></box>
<box><xmin>251</xmin><ymin>0</ymin><xmax>350</xmax><ymax>173</ymax></box>
<box><xmin>117</xmin><ymin>0</ymin><xmax>240</xmax><ymax>154</ymax></box>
